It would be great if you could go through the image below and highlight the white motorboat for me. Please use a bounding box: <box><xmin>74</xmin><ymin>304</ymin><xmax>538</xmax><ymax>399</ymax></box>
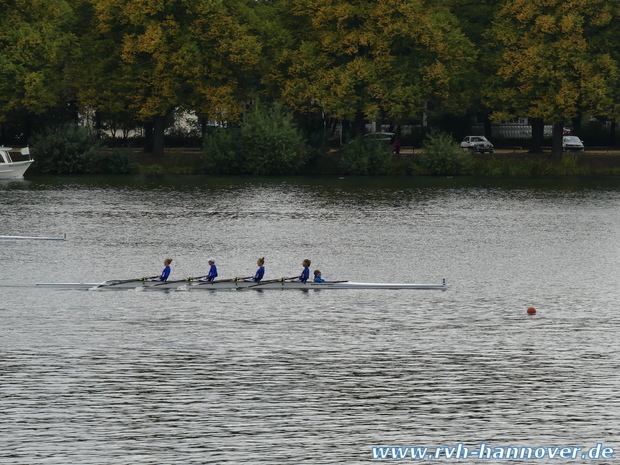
<box><xmin>0</xmin><ymin>147</ymin><xmax>34</xmax><ymax>179</ymax></box>
<box><xmin>36</xmin><ymin>278</ymin><xmax>449</xmax><ymax>291</ymax></box>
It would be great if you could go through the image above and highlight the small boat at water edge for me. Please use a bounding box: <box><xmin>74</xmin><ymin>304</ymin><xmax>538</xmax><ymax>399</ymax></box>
<box><xmin>36</xmin><ymin>278</ymin><xmax>449</xmax><ymax>291</ymax></box>
<box><xmin>0</xmin><ymin>147</ymin><xmax>34</xmax><ymax>179</ymax></box>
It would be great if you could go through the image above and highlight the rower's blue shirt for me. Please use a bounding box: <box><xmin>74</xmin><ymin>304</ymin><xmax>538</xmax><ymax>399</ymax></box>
<box><xmin>314</xmin><ymin>276</ymin><xmax>325</xmax><ymax>282</ymax></box>
<box><xmin>253</xmin><ymin>266</ymin><xmax>265</xmax><ymax>282</ymax></box>
<box><xmin>159</xmin><ymin>265</ymin><xmax>171</xmax><ymax>281</ymax></box>
<box><xmin>206</xmin><ymin>264</ymin><xmax>218</xmax><ymax>281</ymax></box>
<box><xmin>300</xmin><ymin>267</ymin><xmax>310</xmax><ymax>282</ymax></box>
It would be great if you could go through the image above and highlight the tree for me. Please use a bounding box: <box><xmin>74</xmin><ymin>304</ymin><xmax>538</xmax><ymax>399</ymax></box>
<box><xmin>263</xmin><ymin>0</ymin><xmax>476</xmax><ymax>134</ymax></box>
<box><xmin>450</xmin><ymin>0</ymin><xmax>504</xmax><ymax>140</ymax></box>
<box><xmin>0</xmin><ymin>0</ymin><xmax>76</xmax><ymax>140</ymax></box>
<box><xmin>74</xmin><ymin>0</ymin><xmax>261</xmax><ymax>155</ymax></box>
<box><xmin>202</xmin><ymin>100</ymin><xmax>308</xmax><ymax>175</ymax></box>
<box><xmin>491</xmin><ymin>0</ymin><xmax>620</xmax><ymax>158</ymax></box>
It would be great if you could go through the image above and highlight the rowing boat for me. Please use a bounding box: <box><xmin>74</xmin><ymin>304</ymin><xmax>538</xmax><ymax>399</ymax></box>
<box><xmin>0</xmin><ymin>234</ymin><xmax>67</xmax><ymax>241</ymax></box>
<box><xmin>36</xmin><ymin>278</ymin><xmax>448</xmax><ymax>291</ymax></box>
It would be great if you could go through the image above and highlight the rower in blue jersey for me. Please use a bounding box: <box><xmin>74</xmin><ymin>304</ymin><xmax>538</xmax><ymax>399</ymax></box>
<box><xmin>295</xmin><ymin>259</ymin><xmax>311</xmax><ymax>282</ymax></box>
<box><xmin>252</xmin><ymin>257</ymin><xmax>265</xmax><ymax>282</ymax></box>
<box><xmin>313</xmin><ymin>269</ymin><xmax>325</xmax><ymax>282</ymax></box>
<box><xmin>200</xmin><ymin>257</ymin><xmax>218</xmax><ymax>282</ymax></box>
<box><xmin>154</xmin><ymin>258</ymin><xmax>172</xmax><ymax>281</ymax></box>
<box><xmin>237</xmin><ymin>257</ymin><xmax>265</xmax><ymax>282</ymax></box>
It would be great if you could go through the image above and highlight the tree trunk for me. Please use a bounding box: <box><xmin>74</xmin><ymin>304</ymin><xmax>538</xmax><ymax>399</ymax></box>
<box><xmin>144</xmin><ymin>121</ymin><xmax>154</xmax><ymax>153</ymax></box>
<box><xmin>354</xmin><ymin>110</ymin><xmax>366</xmax><ymax>136</ymax></box>
<box><xmin>551</xmin><ymin>121</ymin><xmax>564</xmax><ymax>160</ymax></box>
<box><xmin>483</xmin><ymin>114</ymin><xmax>492</xmax><ymax>140</ymax></box>
<box><xmin>529</xmin><ymin>117</ymin><xmax>544</xmax><ymax>153</ymax></box>
<box><xmin>571</xmin><ymin>112</ymin><xmax>582</xmax><ymax>134</ymax></box>
<box><xmin>200</xmin><ymin>117</ymin><xmax>208</xmax><ymax>138</ymax></box>
<box><xmin>151</xmin><ymin>115</ymin><xmax>166</xmax><ymax>157</ymax></box>
<box><xmin>610</xmin><ymin>121</ymin><xmax>616</xmax><ymax>147</ymax></box>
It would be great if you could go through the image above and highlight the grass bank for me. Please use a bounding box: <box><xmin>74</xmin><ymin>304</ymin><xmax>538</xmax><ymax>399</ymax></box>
<box><xmin>97</xmin><ymin>146</ymin><xmax>620</xmax><ymax>176</ymax></box>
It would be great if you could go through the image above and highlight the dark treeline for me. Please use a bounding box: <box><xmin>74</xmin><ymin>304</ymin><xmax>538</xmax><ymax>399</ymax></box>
<box><xmin>2</xmin><ymin>0</ymin><xmax>620</xmax><ymax>159</ymax></box>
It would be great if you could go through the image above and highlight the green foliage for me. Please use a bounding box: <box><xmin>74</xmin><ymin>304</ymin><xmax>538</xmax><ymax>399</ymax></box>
<box><xmin>140</xmin><ymin>165</ymin><xmax>166</xmax><ymax>175</ymax></box>
<box><xmin>5</xmin><ymin>0</ymin><xmax>620</xmax><ymax>165</ymax></box>
<box><xmin>0</xmin><ymin>0</ymin><xmax>76</xmax><ymax>121</ymax></box>
<box><xmin>476</xmin><ymin>157</ymin><xmax>552</xmax><ymax>176</ymax></box>
<box><xmin>269</xmin><ymin>0</ymin><xmax>476</xmax><ymax>121</ymax></box>
<box><xmin>412</xmin><ymin>131</ymin><xmax>473</xmax><ymax>175</ymax></box>
<box><xmin>472</xmin><ymin>154</ymin><xmax>591</xmax><ymax>176</ymax></box>
<box><xmin>77</xmin><ymin>0</ymin><xmax>261</xmax><ymax>123</ymax></box>
<box><xmin>101</xmin><ymin>148</ymin><xmax>138</xmax><ymax>174</ymax></box>
<box><xmin>241</xmin><ymin>101</ymin><xmax>308</xmax><ymax>175</ymax></box>
<box><xmin>489</xmin><ymin>0</ymin><xmax>620</xmax><ymax>143</ymax></box>
<box><xmin>31</xmin><ymin>123</ymin><xmax>102</xmax><ymax>174</ymax></box>
<box><xmin>202</xmin><ymin>101</ymin><xmax>308</xmax><ymax>175</ymax></box>
<box><xmin>558</xmin><ymin>155</ymin><xmax>588</xmax><ymax>176</ymax></box>
<box><xmin>202</xmin><ymin>128</ymin><xmax>244</xmax><ymax>174</ymax></box>
<box><xmin>337</xmin><ymin>136</ymin><xmax>392</xmax><ymax>175</ymax></box>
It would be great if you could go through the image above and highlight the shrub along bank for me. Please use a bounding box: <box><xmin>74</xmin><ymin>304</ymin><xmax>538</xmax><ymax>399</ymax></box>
<box><xmin>27</xmin><ymin>122</ymin><xmax>620</xmax><ymax>176</ymax></box>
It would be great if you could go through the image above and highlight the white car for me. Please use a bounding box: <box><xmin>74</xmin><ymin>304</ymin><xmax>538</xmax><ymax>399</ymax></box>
<box><xmin>562</xmin><ymin>136</ymin><xmax>584</xmax><ymax>152</ymax></box>
<box><xmin>364</xmin><ymin>132</ymin><xmax>396</xmax><ymax>143</ymax></box>
<box><xmin>460</xmin><ymin>135</ymin><xmax>494</xmax><ymax>153</ymax></box>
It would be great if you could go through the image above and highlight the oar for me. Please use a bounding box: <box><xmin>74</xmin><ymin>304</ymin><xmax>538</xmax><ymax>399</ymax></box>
<box><xmin>192</xmin><ymin>276</ymin><xmax>253</xmax><ymax>286</ymax></box>
<box><xmin>245</xmin><ymin>276</ymin><xmax>298</xmax><ymax>289</ymax></box>
<box><xmin>151</xmin><ymin>275</ymin><xmax>207</xmax><ymax>286</ymax></box>
<box><xmin>103</xmin><ymin>276</ymin><xmax>160</xmax><ymax>287</ymax></box>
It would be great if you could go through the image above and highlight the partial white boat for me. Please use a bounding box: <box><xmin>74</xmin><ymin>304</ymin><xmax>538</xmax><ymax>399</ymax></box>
<box><xmin>36</xmin><ymin>278</ymin><xmax>449</xmax><ymax>291</ymax></box>
<box><xmin>0</xmin><ymin>233</ymin><xmax>66</xmax><ymax>241</ymax></box>
<box><xmin>0</xmin><ymin>147</ymin><xmax>34</xmax><ymax>179</ymax></box>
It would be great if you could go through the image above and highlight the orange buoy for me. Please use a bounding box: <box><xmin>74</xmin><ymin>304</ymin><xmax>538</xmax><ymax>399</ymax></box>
<box><xmin>527</xmin><ymin>306</ymin><xmax>537</xmax><ymax>314</ymax></box>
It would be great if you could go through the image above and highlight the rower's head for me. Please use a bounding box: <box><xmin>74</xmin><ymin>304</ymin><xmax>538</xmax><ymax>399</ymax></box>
<box><xmin>257</xmin><ymin>257</ymin><xmax>265</xmax><ymax>266</ymax></box>
<box><xmin>303</xmin><ymin>259</ymin><xmax>311</xmax><ymax>267</ymax></box>
<box><xmin>164</xmin><ymin>258</ymin><xmax>172</xmax><ymax>266</ymax></box>
<box><xmin>208</xmin><ymin>257</ymin><xmax>215</xmax><ymax>265</ymax></box>
<box><xmin>314</xmin><ymin>269</ymin><xmax>321</xmax><ymax>277</ymax></box>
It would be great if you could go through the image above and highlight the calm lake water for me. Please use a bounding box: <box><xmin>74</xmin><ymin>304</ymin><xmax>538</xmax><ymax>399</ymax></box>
<box><xmin>1</xmin><ymin>175</ymin><xmax>620</xmax><ymax>464</ymax></box>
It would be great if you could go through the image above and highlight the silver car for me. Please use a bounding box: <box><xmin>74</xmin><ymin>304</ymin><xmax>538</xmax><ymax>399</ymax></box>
<box><xmin>562</xmin><ymin>136</ymin><xmax>584</xmax><ymax>152</ymax></box>
<box><xmin>364</xmin><ymin>132</ymin><xmax>396</xmax><ymax>143</ymax></box>
<box><xmin>460</xmin><ymin>135</ymin><xmax>494</xmax><ymax>153</ymax></box>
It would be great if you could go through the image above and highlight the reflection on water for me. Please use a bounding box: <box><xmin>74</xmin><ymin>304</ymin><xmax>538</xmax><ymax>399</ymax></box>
<box><xmin>2</xmin><ymin>176</ymin><xmax>620</xmax><ymax>463</ymax></box>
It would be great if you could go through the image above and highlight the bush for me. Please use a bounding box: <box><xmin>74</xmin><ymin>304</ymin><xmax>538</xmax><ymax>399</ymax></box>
<box><xmin>477</xmin><ymin>157</ymin><xmax>552</xmax><ymax>176</ymax></box>
<box><xmin>30</xmin><ymin>123</ymin><xmax>103</xmax><ymax>174</ymax></box>
<box><xmin>202</xmin><ymin>128</ymin><xmax>245</xmax><ymax>174</ymax></box>
<box><xmin>140</xmin><ymin>164</ymin><xmax>166</xmax><ymax>175</ymax></box>
<box><xmin>337</xmin><ymin>136</ymin><xmax>392</xmax><ymax>175</ymax></box>
<box><xmin>202</xmin><ymin>101</ymin><xmax>309</xmax><ymax>175</ymax></box>
<box><xmin>101</xmin><ymin>147</ymin><xmax>138</xmax><ymax>174</ymax></box>
<box><xmin>412</xmin><ymin>131</ymin><xmax>473</xmax><ymax>176</ymax></box>
<box><xmin>241</xmin><ymin>101</ymin><xmax>308</xmax><ymax>175</ymax></box>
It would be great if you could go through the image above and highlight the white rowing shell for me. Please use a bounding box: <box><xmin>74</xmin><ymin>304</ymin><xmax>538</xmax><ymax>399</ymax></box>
<box><xmin>35</xmin><ymin>279</ymin><xmax>448</xmax><ymax>290</ymax></box>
